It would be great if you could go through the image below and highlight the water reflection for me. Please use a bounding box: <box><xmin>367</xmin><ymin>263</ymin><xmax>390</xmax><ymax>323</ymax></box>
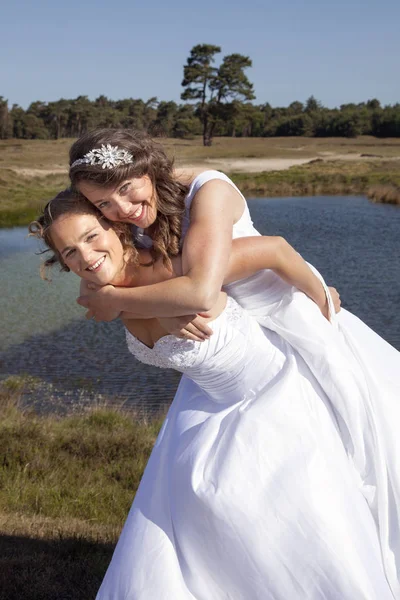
<box><xmin>1</xmin><ymin>317</ymin><xmax>180</xmax><ymax>414</ymax></box>
<box><xmin>249</xmin><ymin>195</ymin><xmax>400</xmax><ymax>348</ymax></box>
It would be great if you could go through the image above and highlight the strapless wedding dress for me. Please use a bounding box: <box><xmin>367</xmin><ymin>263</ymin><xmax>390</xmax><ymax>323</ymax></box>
<box><xmin>96</xmin><ymin>297</ymin><xmax>394</xmax><ymax>599</ymax></box>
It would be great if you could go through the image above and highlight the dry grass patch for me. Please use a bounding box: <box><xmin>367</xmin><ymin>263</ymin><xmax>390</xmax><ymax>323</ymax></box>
<box><xmin>0</xmin><ymin>139</ymin><xmax>71</xmax><ymax>170</ymax></box>
<box><xmin>367</xmin><ymin>184</ymin><xmax>400</xmax><ymax>205</ymax></box>
<box><xmin>1</xmin><ymin>137</ymin><xmax>400</xmax><ymax>227</ymax></box>
<box><xmin>0</xmin><ymin>169</ymin><xmax>68</xmax><ymax>226</ymax></box>
<box><xmin>231</xmin><ymin>159</ymin><xmax>400</xmax><ymax>198</ymax></box>
<box><xmin>1</xmin><ymin>136</ymin><xmax>400</xmax><ymax>171</ymax></box>
<box><xmin>0</xmin><ymin>389</ymin><xmax>162</xmax><ymax>525</ymax></box>
<box><xmin>0</xmin><ymin>384</ymin><xmax>165</xmax><ymax>598</ymax></box>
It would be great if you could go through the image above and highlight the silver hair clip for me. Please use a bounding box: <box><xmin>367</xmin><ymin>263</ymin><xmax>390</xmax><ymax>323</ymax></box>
<box><xmin>70</xmin><ymin>144</ymin><xmax>134</xmax><ymax>170</ymax></box>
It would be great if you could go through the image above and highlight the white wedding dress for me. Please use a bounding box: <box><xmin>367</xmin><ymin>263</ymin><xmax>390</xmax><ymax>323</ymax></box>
<box><xmin>96</xmin><ymin>172</ymin><xmax>400</xmax><ymax>599</ymax></box>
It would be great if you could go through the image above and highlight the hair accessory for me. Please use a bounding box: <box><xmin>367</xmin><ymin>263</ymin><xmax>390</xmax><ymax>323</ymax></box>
<box><xmin>70</xmin><ymin>144</ymin><xmax>133</xmax><ymax>170</ymax></box>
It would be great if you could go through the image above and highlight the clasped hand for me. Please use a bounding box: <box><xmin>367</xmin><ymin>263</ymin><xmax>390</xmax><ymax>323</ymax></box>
<box><xmin>77</xmin><ymin>281</ymin><xmax>213</xmax><ymax>340</ymax></box>
<box><xmin>77</xmin><ymin>281</ymin><xmax>121</xmax><ymax>322</ymax></box>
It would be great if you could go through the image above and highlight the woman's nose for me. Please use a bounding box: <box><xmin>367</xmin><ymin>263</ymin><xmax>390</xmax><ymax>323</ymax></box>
<box><xmin>117</xmin><ymin>199</ymin><xmax>132</xmax><ymax>216</ymax></box>
<box><xmin>80</xmin><ymin>248</ymin><xmax>92</xmax><ymax>267</ymax></box>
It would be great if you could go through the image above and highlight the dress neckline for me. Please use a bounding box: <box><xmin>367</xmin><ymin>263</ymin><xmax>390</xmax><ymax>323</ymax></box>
<box><xmin>125</xmin><ymin>297</ymin><xmax>232</xmax><ymax>352</ymax></box>
<box><xmin>126</xmin><ymin>331</ymin><xmax>189</xmax><ymax>352</ymax></box>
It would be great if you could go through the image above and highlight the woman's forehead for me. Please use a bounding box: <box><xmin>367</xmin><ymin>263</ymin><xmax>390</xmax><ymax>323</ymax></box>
<box><xmin>79</xmin><ymin>176</ymin><xmax>150</xmax><ymax>198</ymax></box>
<box><xmin>51</xmin><ymin>212</ymin><xmax>99</xmax><ymax>242</ymax></box>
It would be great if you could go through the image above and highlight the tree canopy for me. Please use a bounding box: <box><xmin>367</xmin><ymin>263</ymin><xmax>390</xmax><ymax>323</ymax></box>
<box><xmin>0</xmin><ymin>44</ymin><xmax>399</xmax><ymax>142</ymax></box>
<box><xmin>181</xmin><ymin>45</ymin><xmax>255</xmax><ymax>145</ymax></box>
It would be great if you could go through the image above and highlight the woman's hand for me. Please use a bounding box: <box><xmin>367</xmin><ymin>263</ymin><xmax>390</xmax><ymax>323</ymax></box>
<box><xmin>77</xmin><ymin>283</ymin><xmax>121</xmax><ymax>321</ymax></box>
<box><xmin>158</xmin><ymin>315</ymin><xmax>213</xmax><ymax>342</ymax></box>
<box><xmin>318</xmin><ymin>287</ymin><xmax>341</xmax><ymax>321</ymax></box>
<box><xmin>328</xmin><ymin>287</ymin><xmax>341</xmax><ymax>314</ymax></box>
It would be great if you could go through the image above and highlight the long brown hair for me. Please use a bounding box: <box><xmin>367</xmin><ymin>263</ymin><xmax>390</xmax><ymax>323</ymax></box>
<box><xmin>69</xmin><ymin>129</ymin><xmax>189</xmax><ymax>266</ymax></box>
<box><xmin>28</xmin><ymin>189</ymin><xmax>138</xmax><ymax>280</ymax></box>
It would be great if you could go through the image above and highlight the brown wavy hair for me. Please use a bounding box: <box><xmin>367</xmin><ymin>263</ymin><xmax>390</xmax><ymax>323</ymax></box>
<box><xmin>69</xmin><ymin>129</ymin><xmax>189</xmax><ymax>266</ymax></box>
<box><xmin>28</xmin><ymin>189</ymin><xmax>138</xmax><ymax>280</ymax></box>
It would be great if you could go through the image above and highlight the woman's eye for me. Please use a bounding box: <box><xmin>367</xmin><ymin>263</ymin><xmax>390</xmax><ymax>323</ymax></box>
<box><xmin>65</xmin><ymin>249</ymin><xmax>75</xmax><ymax>258</ymax></box>
<box><xmin>98</xmin><ymin>201</ymin><xmax>109</xmax><ymax>210</ymax></box>
<box><xmin>87</xmin><ymin>233</ymin><xmax>98</xmax><ymax>242</ymax></box>
<box><xmin>119</xmin><ymin>183</ymin><xmax>130</xmax><ymax>194</ymax></box>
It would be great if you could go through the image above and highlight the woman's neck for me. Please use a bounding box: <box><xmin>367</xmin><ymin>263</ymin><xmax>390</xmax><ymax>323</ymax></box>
<box><xmin>111</xmin><ymin>249</ymin><xmax>181</xmax><ymax>289</ymax></box>
<box><xmin>110</xmin><ymin>250</ymin><xmax>145</xmax><ymax>288</ymax></box>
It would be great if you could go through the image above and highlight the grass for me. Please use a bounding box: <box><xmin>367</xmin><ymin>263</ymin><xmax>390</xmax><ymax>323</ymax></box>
<box><xmin>0</xmin><ymin>381</ymin><xmax>164</xmax><ymax>599</ymax></box>
<box><xmin>0</xmin><ymin>169</ymin><xmax>68</xmax><ymax>227</ymax></box>
<box><xmin>2</xmin><ymin>136</ymin><xmax>400</xmax><ymax>168</ymax></box>
<box><xmin>1</xmin><ymin>136</ymin><xmax>400</xmax><ymax>227</ymax></box>
<box><xmin>0</xmin><ymin>138</ymin><xmax>71</xmax><ymax>170</ymax></box>
<box><xmin>231</xmin><ymin>159</ymin><xmax>400</xmax><ymax>197</ymax></box>
<box><xmin>367</xmin><ymin>183</ymin><xmax>400</xmax><ymax>205</ymax></box>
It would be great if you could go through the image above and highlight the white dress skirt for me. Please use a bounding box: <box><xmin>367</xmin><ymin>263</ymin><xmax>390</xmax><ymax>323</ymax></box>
<box><xmin>96</xmin><ymin>171</ymin><xmax>400</xmax><ymax>599</ymax></box>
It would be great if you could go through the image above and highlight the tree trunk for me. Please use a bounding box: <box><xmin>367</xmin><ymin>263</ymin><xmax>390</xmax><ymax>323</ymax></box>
<box><xmin>203</xmin><ymin>132</ymin><xmax>213</xmax><ymax>146</ymax></box>
<box><xmin>202</xmin><ymin>114</ymin><xmax>213</xmax><ymax>146</ymax></box>
<box><xmin>206</xmin><ymin>119</ymin><xmax>217</xmax><ymax>146</ymax></box>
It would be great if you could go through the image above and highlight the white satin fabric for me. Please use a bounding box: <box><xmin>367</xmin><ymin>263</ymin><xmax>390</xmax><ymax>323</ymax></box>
<box><xmin>98</xmin><ymin>297</ymin><xmax>395</xmax><ymax>600</ymax></box>
<box><xmin>225</xmin><ymin>271</ymin><xmax>400</xmax><ymax>598</ymax></box>
<box><xmin>97</xmin><ymin>171</ymin><xmax>400</xmax><ymax>599</ymax></box>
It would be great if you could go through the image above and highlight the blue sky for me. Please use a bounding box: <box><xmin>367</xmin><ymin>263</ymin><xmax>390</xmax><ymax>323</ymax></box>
<box><xmin>1</xmin><ymin>0</ymin><xmax>399</xmax><ymax>109</ymax></box>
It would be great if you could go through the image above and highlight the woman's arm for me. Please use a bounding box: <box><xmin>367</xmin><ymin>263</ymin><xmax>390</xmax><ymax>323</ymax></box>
<box><xmin>123</xmin><ymin>237</ymin><xmax>328</xmax><ymax>319</ymax></box>
<box><xmin>224</xmin><ymin>236</ymin><xmax>328</xmax><ymax>312</ymax></box>
<box><xmin>78</xmin><ymin>180</ymin><xmax>244</xmax><ymax>320</ymax></box>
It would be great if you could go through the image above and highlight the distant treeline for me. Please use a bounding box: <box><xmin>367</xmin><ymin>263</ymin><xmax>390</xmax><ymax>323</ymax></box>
<box><xmin>1</xmin><ymin>94</ymin><xmax>399</xmax><ymax>140</ymax></box>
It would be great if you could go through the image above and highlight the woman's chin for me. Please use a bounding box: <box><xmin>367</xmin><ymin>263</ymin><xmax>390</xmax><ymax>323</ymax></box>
<box><xmin>81</xmin><ymin>272</ymin><xmax>111</xmax><ymax>286</ymax></box>
<box><xmin>80</xmin><ymin>265</ymin><xmax>117</xmax><ymax>286</ymax></box>
<box><xmin>91</xmin><ymin>276</ymin><xmax>112</xmax><ymax>286</ymax></box>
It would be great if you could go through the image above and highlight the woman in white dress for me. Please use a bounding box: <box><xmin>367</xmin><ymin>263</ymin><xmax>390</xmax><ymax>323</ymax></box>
<box><xmin>30</xmin><ymin>192</ymin><xmax>395</xmax><ymax>599</ymax></box>
<box><xmin>69</xmin><ymin>129</ymin><xmax>400</xmax><ymax>597</ymax></box>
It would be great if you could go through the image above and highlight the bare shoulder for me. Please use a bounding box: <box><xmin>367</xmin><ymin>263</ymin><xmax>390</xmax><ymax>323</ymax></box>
<box><xmin>191</xmin><ymin>179</ymin><xmax>244</xmax><ymax>224</ymax></box>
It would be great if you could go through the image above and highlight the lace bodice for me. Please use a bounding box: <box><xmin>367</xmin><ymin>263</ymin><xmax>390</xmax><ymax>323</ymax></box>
<box><xmin>126</xmin><ymin>330</ymin><xmax>198</xmax><ymax>371</ymax></box>
<box><xmin>125</xmin><ymin>297</ymin><xmax>285</xmax><ymax>403</ymax></box>
<box><xmin>125</xmin><ymin>297</ymin><xmax>242</xmax><ymax>371</ymax></box>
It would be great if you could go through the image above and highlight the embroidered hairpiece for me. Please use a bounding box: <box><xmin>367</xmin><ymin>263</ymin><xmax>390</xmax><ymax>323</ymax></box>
<box><xmin>70</xmin><ymin>144</ymin><xmax>134</xmax><ymax>170</ymax></box>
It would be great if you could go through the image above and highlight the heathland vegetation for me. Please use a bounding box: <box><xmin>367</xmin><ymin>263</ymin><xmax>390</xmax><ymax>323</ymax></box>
<box><xmin>1</xmin><ymin>135</ymin><xmax>399</xmax><ymax>227</ymax></box>
<box><xmin>0</xmin><ymin>378</ymin><xmax>163</xmax><ymax>599</ymax></box>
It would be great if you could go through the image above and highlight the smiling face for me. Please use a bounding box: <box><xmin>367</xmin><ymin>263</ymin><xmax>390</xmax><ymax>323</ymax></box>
<box><xmin>78</xmin><ymin>175</ymin><xmax>158</xmax><ymax>228</ymax></box>
<box><xmin>50</xmin><ymin>213</ymin><xmax>127</xmax><ymax>286</ymax></box>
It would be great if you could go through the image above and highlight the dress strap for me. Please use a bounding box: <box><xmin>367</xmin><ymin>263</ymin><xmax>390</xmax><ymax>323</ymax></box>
<box><xmin>185</xmin><ymin>170</ymin><xmax>247</xmax><ymax>212</ymax></box>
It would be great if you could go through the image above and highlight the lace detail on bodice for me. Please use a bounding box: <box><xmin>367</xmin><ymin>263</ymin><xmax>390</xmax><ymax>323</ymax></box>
<box><xmin>125</xmin><ymin>297</ymin><xmax>243</xmax><ymax>371</ymax></box>
<box><xmin>125</xmin><ymin>332</ymin><xmax>198</xmax><ymax>370</ymax></box>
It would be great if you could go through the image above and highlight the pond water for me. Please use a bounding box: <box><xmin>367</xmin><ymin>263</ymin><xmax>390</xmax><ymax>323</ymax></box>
<box><xmin>1</xmin><ymin>196</ymin><xmax>399</xmax><ymax>414</ymax></box>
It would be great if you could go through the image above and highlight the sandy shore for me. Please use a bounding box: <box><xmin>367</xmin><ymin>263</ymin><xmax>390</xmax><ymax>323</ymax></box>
<box><xmin>4</xmin><ymin>159</ymin><xmax>311</xmax><ymax>177</ymax></box>
<box><xmin>3</xmin><ymin>153</ymin><xmax>400</xmax><ymax>178</ymax></box>
<box><xmin>178</xmin><ymin>154</ymin><xmax>400</xmax><ymax>175</ymax></box>
<box><xmin>177</xmin><ymin>157</ymin><xmax>314</xmax><ymax>174</ymax></box>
